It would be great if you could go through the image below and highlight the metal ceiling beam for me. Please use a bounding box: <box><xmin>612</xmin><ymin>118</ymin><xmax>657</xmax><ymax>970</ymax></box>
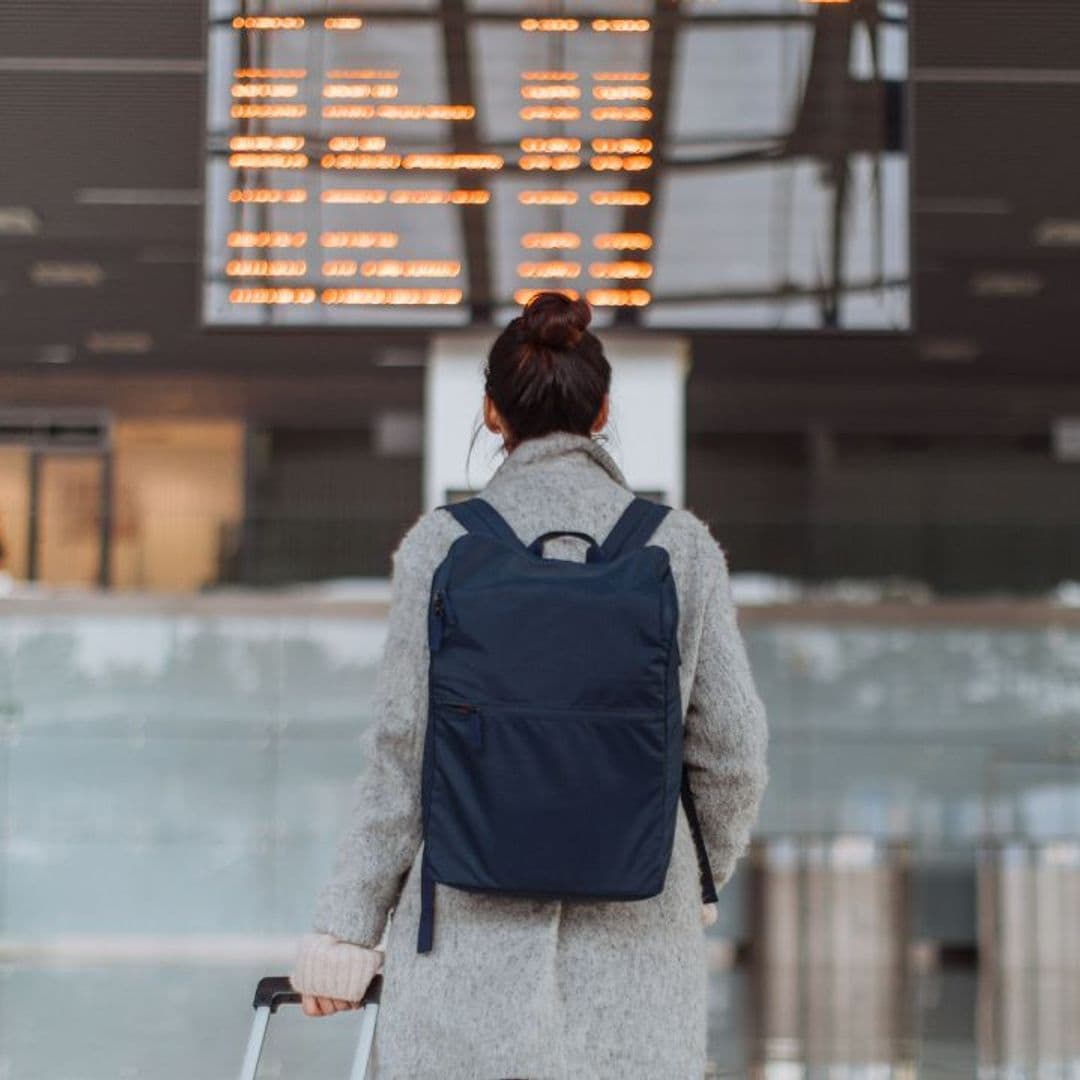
<box><xmin>209</xmin><ymin>7</ymin><xmax>911</xmax><ymax>27</ymax></box>
<box><xmin>439</xmin><ymin>0</ymin><xmax>493</xmax><ymax>321</ymax></box>
<box><xmin>613</xmin><ymin>0</ymin><xmax>682</xmax><ymax>328</ymax></box>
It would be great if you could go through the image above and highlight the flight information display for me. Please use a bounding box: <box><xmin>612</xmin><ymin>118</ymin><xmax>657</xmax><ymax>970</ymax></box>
<box><xmin>203</xmin><ymin>1</ymin><xmax>909</xmax><ymax>330</ymax></box>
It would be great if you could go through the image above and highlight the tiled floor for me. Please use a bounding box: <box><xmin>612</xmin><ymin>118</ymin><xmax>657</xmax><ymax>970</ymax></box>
<box><xmin>3</xmin><ymin>961</ymin><xmax>1076</xmax><ymax>1079</ymax></box>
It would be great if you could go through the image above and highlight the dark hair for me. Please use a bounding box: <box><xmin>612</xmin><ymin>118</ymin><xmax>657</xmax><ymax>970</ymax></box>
<box><xmin>473</xmin><ymin>291</ymin><xmax>611</xmax><ymax>464</ymax></box>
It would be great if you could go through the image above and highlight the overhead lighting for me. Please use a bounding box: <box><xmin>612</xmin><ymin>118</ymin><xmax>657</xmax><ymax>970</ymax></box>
<box><xmin>920</xmin><ymin>337</ymin><xmax>979</xmax><ymax>362</ymax></box>
<box><xmin>1050</xmin><ymin>418</ymin><xmax>1080</xmax><ymax>463</ymax></box>
<box><xmin>374</xmin><ymin>410</ymin><xmax>424</xmax><ymax>457</ymax></box>
<box><xmin>969</xmin><ymin>271</ymin><xmax>1043</xmax><ymax>297</ymax></box>
<box><xmin>593</xmin><ymin>72</ymin><xmax>650</xmax><ymax>81</ymax></box>
<box><xmin>1034</xmin><ymin>219</ymin><xmax>1080</xmax><ymax>247</ymax></box>
<box><xmin>29</xmin><ymin>261</ymin><xmax>104</xmax><ymax>287</ymax></box>
<box><xmin>0</xmin><ymin>206</ymin><xmax>40</xmax><ymax>235</ymax></box>
<box><xmin>324</xmin><ymin>16</ymin><xmax>364</xmax><ymax>29</ymax></box>
<box><xmin>76</xmin><ymin>188</ymin><xmax>202</xmax><ymax>206</ymax></box>
<box><xmin>138</xmin><ymin>247</ymin><xmax>199</xmax><ymax>264</ymax></box>
<box><xmin>37</xmin><ymin>345</ymin><xmax>74</xmax><ymax>365</ymax></box>
<box><xmin>375</xmin><ymin>348</ymin><xmax>426</xmax><ymax>368</ymax></box>
<box><xmin>85</xmin><ymin>331</ymin><xmax>154</xmax><ymax>355</ymax></box>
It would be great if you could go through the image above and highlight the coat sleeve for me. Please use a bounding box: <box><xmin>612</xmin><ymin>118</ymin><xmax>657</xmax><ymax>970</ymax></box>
<box><xmin>682</xmin><ymin>544</ymin><xmax>769</xmax><ymax>892</ymax></box>
<box><xmin>308</xmin><ymin>518</ymin><xmax>439</xmax><ymax>948</ymax></box>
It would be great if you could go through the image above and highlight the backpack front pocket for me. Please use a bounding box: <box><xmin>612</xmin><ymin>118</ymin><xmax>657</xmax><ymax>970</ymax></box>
<box><xmin>427</xmin><ymin>700</ymin><xmax>671</xmax><ymax>900</ymax></box>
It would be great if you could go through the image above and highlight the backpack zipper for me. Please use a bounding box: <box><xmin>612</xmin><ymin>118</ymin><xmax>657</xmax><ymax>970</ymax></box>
<box><xmin>445</xmin><ymin>700</ymin><xmax>483</xmax><ymax>748</ymax></box>
<box><xmin>430</xmin><ymin>587</ymin><xmax>456</xmax><ymax>651</ymax></box>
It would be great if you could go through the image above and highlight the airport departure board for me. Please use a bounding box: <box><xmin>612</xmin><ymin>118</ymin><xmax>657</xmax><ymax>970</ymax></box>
<box><xmin>203</xmin><ymin>1</ymin><xmax>909</xmax><ymax>330</ymax></box>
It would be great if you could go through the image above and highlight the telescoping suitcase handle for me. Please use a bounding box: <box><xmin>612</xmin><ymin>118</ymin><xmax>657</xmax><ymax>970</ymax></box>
<box><xmin>238</xmin><ymin>973</ymin><xmax>383</xmax><ymax>1080</ymax></box>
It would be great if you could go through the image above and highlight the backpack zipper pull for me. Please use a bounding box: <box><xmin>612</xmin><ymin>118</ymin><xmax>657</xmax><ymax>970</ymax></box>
<box><xmin>430</xmin><ymin>590</ymin><xmax>446</xmax><ymax>651</ymax></box>
<box><xmin>448</xmin><ymin>701</ymin><xmax>483</xmax><ymax>748</ymax></box>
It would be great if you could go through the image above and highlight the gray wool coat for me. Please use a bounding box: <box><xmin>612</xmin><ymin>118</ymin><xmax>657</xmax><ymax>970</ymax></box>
<box><xmin>309</xmin><ymin>429</ymin><xmax>769</xmax><ymax>1080</ymax></box>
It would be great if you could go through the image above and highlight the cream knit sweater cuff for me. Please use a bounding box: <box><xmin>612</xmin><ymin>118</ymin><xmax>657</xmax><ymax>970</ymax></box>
<box><xmin>289</xmin><ymin>932</ymin><xmax>384</xmax><ymax>1002</ymax></box>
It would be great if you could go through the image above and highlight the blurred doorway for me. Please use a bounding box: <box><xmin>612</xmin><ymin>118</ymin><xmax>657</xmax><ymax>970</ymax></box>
<box><xmin>31</xmin><ymin>450</ymin><xmax>109</xmax><ymax>587</ymax></box>
<box><xmin>0</xmin><ymin>413</ymin><xmax>111</xmax><ymax>589</ymax></box>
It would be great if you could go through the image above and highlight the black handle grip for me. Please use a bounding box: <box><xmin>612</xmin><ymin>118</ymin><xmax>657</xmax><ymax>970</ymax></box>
<box><xmin>527</xmin><ymin>530</ymin><xmax>601</xmax><ymax>556</ymax></box>
<box><xmin>253</xmin><ymin>974</ymin><xmax>384</xmax><ymax>1012</ymax></box>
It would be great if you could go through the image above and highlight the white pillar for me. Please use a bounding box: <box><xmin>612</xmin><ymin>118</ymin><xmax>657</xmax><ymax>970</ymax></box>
<box><xmin>423</xmin><ymin>330</ymin><xmax>691</xmax><ymax>510</ymax></box>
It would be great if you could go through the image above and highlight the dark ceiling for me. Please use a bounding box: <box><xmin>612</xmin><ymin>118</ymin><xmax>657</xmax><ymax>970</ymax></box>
<box><xmin>0</xmin><ymin>0</ymin><xmax>1078</xmax><ymax>434</ymax></box>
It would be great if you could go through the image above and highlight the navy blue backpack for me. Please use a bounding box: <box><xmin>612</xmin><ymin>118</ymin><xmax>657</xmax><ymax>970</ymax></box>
<box><xmin>416</xmin><ymin>494</ymin><xmax>719</xmax><ymax>952</ymax></box>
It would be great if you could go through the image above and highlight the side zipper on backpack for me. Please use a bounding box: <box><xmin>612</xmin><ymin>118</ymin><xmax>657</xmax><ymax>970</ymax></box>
<box><xmin>430</xmin><ymin>588</ymin><xmax>456</xmax><ymax>652</ymax></box>
<box><xmin>444</xmin><ymin>701</ymin><xmax>483</xmax><ymax>748</ymax></box>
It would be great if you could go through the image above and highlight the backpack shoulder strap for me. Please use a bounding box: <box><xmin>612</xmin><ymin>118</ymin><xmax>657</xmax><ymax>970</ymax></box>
<box><xmin>599</xmin><ymin>495</ymin><xmax>671</xmax><ymax>561</ymax></box>
<box><xmin>438</xmin><ymin>496</ymin><xmax>526</xmax><ymax>550</ymax></box>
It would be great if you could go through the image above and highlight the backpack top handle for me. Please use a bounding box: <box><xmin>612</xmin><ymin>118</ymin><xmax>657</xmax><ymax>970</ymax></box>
<box><xmin>526</xmin><ymin>529</ymin><xmax>603</xmax><ymax>561</ymax></box>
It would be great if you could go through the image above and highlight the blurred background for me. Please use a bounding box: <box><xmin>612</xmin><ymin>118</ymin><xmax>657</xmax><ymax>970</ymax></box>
<box><xmin>0</xmin><ymin>0</ymin><xmax>1078</xmax><ymax>1077</ymax></box>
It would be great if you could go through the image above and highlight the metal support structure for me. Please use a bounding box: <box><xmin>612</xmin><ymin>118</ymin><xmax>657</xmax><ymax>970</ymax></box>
<box><xmin>614</xmin><ymin>0</ymin><xmax>682</xmax><ymax>328</ymax></box>
<box><xmin>440</xmin><ymin>0</ymin><xmax>494</xmax><ymax>321</ymax></box>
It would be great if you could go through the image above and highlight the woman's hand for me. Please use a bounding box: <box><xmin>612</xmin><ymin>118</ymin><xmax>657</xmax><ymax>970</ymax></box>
<box><xmin>300</xmin><ymin>994</ymin><xmax>361</xmax><ymax>1017</ymax></box>
<box><xmin>289</xmin><ymin>931</ymin><xmax>384</xmax><ymax>1017</ymax></box>
<box><xmin>701</xmin><ymin>902</ymin><xmax>718</xmax><ymax>928</ymax></box>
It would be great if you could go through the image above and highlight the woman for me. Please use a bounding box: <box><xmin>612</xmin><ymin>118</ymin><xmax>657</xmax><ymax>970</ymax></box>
<box><xmin>290</xmin><ymin>291</ymin><xmax>769</xmax><ymax>1079</ymax></box>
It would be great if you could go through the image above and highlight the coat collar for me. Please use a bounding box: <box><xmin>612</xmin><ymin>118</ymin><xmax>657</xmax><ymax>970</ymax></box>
<box><xmin>487</xmin><ymin>429</ymin><xmax>631</xmax><ymax>490</ymax></box>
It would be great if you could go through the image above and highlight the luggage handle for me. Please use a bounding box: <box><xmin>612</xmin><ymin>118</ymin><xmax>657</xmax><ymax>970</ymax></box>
<box><xmin>239</xmin><ymin>973</ymin><xmax>383</xmax><ymax>1080</ymax></box>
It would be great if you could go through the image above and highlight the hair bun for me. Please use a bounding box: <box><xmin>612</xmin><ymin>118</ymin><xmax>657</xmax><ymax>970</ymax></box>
<box><xmin>521</xmin><ymin>290</ymin><xmax>591</xmax><ymax>350</ymax></box>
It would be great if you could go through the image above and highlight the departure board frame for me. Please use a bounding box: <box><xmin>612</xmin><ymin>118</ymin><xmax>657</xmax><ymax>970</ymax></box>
<box><xmin>202</xmin><ymin>1</ymin><xmax>911</xmax><ymax>331</ymax></box>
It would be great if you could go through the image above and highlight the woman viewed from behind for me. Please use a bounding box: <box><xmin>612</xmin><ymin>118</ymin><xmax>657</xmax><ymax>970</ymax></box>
<box><xmin>290</xmin><ymin>291</ymin><xmax>769</xmax><ymax>1079</ymax></box>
